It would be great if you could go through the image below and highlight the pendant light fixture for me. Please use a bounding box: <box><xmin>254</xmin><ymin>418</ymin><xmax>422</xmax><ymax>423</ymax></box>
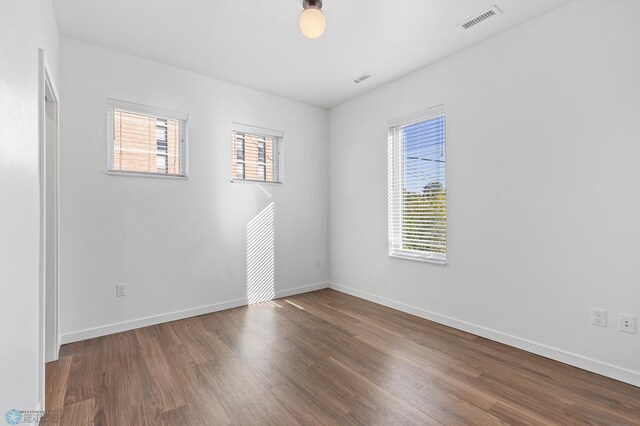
<box><xmin>299</xmin><ymin>0</ymin><xmax>326</xmax><ymax>39</ymax></box>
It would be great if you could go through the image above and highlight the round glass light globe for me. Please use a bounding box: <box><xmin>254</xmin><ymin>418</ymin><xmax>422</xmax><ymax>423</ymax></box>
<box><xmin>299</xmin><ymin>7</ymin><xmax>326</xmax><ymax>39</ymax></box>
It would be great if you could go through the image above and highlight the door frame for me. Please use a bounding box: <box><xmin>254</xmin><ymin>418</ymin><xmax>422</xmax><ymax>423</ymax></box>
<box><xmin>38</xmin><ymin>48</ymin><xmax>60</xmax><ymax>408</ymax></box>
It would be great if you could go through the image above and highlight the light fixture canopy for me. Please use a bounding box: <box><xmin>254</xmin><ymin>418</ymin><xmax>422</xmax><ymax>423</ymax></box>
<box><xmin>299</xmin><ymin>0</ymin><xmax>326</xmax><ymax>39</ymax></box>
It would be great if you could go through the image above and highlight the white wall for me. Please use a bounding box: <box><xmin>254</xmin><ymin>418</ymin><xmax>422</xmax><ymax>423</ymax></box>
<box><xmin>329</xmin><ymin>0</ymin><xmax>640</xmax><ymax>386</ymax></box>
<box><xmin>0</xmin><ymin>0</ymin><xmax>59</xmax><ymax>413</ymax></box>
<box><xmin>59</xmin><ymin>38</ymin><xmax>329</xmax><ymax>341</ymax></box>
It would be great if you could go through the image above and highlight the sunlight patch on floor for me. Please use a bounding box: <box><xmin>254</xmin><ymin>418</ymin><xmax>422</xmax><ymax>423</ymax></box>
<box><xmin>247</xmin><ymin>203</ymin><xmax>275</xmax><ymax>304</ymax></box>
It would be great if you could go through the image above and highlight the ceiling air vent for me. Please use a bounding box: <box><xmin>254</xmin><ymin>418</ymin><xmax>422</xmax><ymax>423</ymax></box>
<box><xmin>459</xmin><ymin>6</ymin><xmax>502</xmax><ymax>30</ymax></box>
<box><xmin>352</xmin><ymin>73</ymin><xmax>373</xmax><ymax>84</ymax></box>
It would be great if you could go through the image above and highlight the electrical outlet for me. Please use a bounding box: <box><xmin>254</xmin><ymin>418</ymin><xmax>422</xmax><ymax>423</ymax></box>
<box><xmin>116</xmin><ymin>283</ymin><xmax>127</xmax><ymax>297</ymax></box>
<box><xmin>592</xmin><ymin>309</ymin><xmax>607</xmax><ymax>327</ymax></box>
<box><xmin>619</xmin><ymin>314</ymin><xmax>636</xmax><ymax>334</ymax></box>
<box><xmin>315</xmin><ymin>259</ymin><xmax>321</xmax><ymax>268</ymax></box>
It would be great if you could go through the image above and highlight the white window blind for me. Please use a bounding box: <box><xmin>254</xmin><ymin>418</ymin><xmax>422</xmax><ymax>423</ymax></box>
<box><xmin>388</xmin><ymin>105</ymin><xmax>447</xmax><ymax>263</ymax></box>
<box><xmin>231</xmin><ymin>123</ymin><xmax>283</xmax><ymax>183</ymax></box>
<box><xmin>107</xmin><ymin>99</ymin><xmax>188</xmax><ymax>177</ymax></box>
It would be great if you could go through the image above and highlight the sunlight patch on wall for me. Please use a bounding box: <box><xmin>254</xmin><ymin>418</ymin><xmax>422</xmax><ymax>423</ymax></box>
<box><xmin>247</xmin><ymin>202</ymin><xmax>275</xmax><ymax>304</ymax></box>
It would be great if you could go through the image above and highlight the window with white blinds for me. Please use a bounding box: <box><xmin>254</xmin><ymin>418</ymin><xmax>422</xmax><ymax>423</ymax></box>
<box><xmin>388</xmin><ymin>105</ymin><xmax>446</xmax><ymax>263</ymax></box>
<box><xmin>107</xmin><ymin>99</ymin><xmax>188</xmax><ymax>177</ymax></box>
<box><xmin>231</xmin><ymin>123</ymin><xmax>283</xmax><ymax>184</ymax></box>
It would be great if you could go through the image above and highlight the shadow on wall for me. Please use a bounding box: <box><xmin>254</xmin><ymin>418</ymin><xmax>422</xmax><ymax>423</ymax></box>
<box><xmin>247</xmin><ymin>202</ymin><xmax>275</xmax><ymax>304</ymax></box>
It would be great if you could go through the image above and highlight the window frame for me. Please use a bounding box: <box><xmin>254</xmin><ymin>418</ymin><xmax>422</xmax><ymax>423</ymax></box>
<box><xmin>231</xmin><ymin>123</ymin><xmax>283</xmax><ymax>185</ymax></box>
<box><xmin>106</xmin><ymin>98</ymin><xmax>189</xmax><ymax>179</ymax></box>
<box><xmin>388</xmin><ymin>104</ymin><xmax>447</xmax><ymax>265</ymax></box>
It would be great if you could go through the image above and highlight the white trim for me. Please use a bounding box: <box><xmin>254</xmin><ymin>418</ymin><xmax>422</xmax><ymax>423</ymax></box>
<box><xmin>328</xmin><ymin>282</ymin><xmax>640</xmax><ymax>388</ymax></box>
<box><xmin>275</xmin><ymin>282</ymin><xmax>329</xmax><ymax>298</ymax></box>
<box><xmin>38</xmin><ymin>49</ymin><xmax>60</xmax><ymax>411</ymax></box>
<box><xmin>230</xmin><ymin>178</ymin><xmax>283</xmax><ymax>186</ymax></box>
<box><xmin>233</xmin><ymin>122</ymin><xmax>284</xmax><ymax>139</ymax></box>
<box><xmin>107</xmin><ymin>170</ymin><xmax>188</xmax><ymax>180</ymax></box>
<box><xmin>107</xmin><ymin>98</ymin><xmax>188</xmax><ymax>121</ymax></box>
<box><xmin>60</xmin><ymin>297</ymin><xmax>248</xmax><ymax>344</ymax></box>
<box><xmin>389</xmin><ymin>250</ymin><xmax>447</xmax><ymax>265</ymax></box>
<box><xmin>59</xmin><ymin>282</ymin><xmax>329</xmax><ymax>345</ymax></box>
<box><xmin>388</xmin><ymin>103</ymin><xmax>445</xmax><ymax>128</ymax></box>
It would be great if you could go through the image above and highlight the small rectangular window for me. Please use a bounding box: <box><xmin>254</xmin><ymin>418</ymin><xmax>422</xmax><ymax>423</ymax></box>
<box><xmin>107</xmin><ymin>99</ymin><xmax>188</xmax><ymax>177</ymax></box>
<box><xmin>388</xmin><ymin>105</ymin><xmax>446</xmax><ymax>263</ymax></box>
<box><xmin>231</xmin><ymin>123</ymin><xmax>283</xmax><ymax>183</ymax></box>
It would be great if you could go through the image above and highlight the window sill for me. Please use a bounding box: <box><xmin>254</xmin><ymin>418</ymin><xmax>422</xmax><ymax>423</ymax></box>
<box><xmin>230</xmin><ymin>179</ymin><xmax>283</xmax><ymax>186</ymax></box>
<box><xmin>107</xmin><ymin>171</ymin><xmax>188</xmax><ymax>180</ymax></box>
<box><xmin>389</xmin><ymin>251</ymin><xmax>447</xmax><ymax>266</ymax></box>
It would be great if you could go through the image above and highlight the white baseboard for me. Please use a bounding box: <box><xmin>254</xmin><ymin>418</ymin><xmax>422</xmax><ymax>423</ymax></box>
<box><xmin>60</xmin><ymin>297</ymin><xmax>247</xmax><ymax>344</ymax></box>
<box><xmin>275</xmin><ymin>282</ymin><xmax>329</xmax><ymax>298</ymax></box>
<box><xmin>329</xmin><ymin>282</ymin><xmax>640</xmax><ymax>388</ymax></box>
<box><xmin>59</xmin><ymin>282</ymin><xmax>329</xmax><ymax>345</ymax></box>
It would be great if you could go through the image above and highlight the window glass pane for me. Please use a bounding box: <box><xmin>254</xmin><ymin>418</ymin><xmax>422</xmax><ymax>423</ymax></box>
<box><xmin>111</xmin><ymin>109</ymin><xmax>184</xmax><ymax>176</ymax></box>
<box><xmin>231</xmin><ymin>130</ymin><xmax>281</xmax><ymax>183</ymax></box>
<box><xmin>156</xmin><ymin>118</ymin><xmax>168</xmax><ymax>173</ymax></box>
<box><xmin>389</xmin><ymin>112</ymin><xmax>446</xmax><ymax>261</ymax></box>
<box><xmin>401</xmin><ymin>116</ymin><xmax>446</xmax><ymax>254</ymax></box>
<box><xmin>237</xmin><ymin>138</ymin><xmax>245</xmax><ymax>160</ymax></box>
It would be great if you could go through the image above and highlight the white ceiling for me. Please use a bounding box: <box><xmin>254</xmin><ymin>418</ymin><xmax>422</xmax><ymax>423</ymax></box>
<box><xmin>52</xmin><ymin>0</ymin><xmax>572</xmax><ymax>109</ymax></box>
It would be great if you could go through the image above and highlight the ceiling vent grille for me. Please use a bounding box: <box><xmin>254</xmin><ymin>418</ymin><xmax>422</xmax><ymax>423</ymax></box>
<box><xmin>459</xmin><ymin>6</ymin><xmax>502</xmax><ymax>30</ymax></box>
<box><xmin>352</xmin><ymin>73</ymin><xmax>373</xmax><ymax>84</ymax></box>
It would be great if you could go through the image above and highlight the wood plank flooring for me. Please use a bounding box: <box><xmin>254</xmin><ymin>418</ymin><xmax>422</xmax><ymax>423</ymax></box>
<box><xmin>46</xmin><ymin>289</ymin><xmax>640</xmax><ymax>425</ymax></box>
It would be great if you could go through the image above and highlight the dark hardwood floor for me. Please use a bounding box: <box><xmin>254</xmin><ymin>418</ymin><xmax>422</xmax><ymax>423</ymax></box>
<box><xmin>46</xmin><ymin>289</ymin><xmax>640</xmax><ymax>425</ymax></box>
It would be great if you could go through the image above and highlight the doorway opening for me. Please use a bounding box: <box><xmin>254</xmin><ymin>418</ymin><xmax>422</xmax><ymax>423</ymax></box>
<box><xmin>39</xmin><ymin>50</ymin><xmax>59</xmax><ymax>408</ymax></box>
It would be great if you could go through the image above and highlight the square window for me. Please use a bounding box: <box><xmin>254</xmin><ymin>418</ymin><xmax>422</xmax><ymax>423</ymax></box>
<box><xmin>107</xmin><ymin>99</ymin><xmax>188</xmax><ymax>177</ymax></box>
<box><xmin>231</xmin><ymin>124</ymin><xmax>282</xmax><ymax>183</ymax></box>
